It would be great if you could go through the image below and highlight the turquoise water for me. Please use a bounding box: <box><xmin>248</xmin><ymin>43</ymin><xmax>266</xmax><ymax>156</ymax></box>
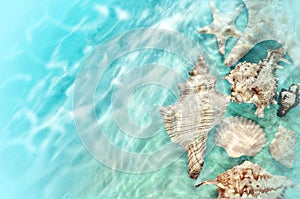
<box><xmin>1</xmin><ymin>0</ymin><xmax>300</xmax><ymax>198</ymax></box>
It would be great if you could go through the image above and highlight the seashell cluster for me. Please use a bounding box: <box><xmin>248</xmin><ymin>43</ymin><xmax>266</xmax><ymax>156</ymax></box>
<box><xmin>269</xmin><ymin>126</ymin><xmax>297</xmax><ymax>168</ymax></box>
<box><xmin>277</xmin><ymin>84</ymin><xmax>300</xmax><ymax>117</ymax></box>
<box><xmin>215</xmin><ymin>117</ymin><xmax>266</xmax><ymax>158</ymax></box>
<box><xmin>224</xmin><ymin>48</ymin><xmax>287</xmax><ymax>118</ymax></box>
<box><xmin>160</xmin><ymin>54</ymin><xmax>229</xmax><ymax>179</ymax></box>
<box><xmin>196</xmin><ymin>161</ymin><xmax>296</xmax><ymax>199</ymax></box>
<box><xmin>182</xmin><ymin>1</ymin><xmax>300</xmax><ymax>197</ymax></box>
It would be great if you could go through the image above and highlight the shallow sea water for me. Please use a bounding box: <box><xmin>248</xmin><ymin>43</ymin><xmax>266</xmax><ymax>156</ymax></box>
<box><xmin>1</xmin><ymin>0</ymin><xmax>300</xmax><ymax>198</ymax></box>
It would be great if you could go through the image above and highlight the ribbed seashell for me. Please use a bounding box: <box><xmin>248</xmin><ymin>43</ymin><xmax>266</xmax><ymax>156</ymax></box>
<box><xmin>160</xmin><ymin>54</ymin><xmax>229</xmax><ymax>179</ymax></box>
<box><xmin>196</xmin><ymin>161</ymin><xmax>296</xmax><ymax>199</ymax></box>
<box><xmin>269</xmin><ymin>126</ymin><xmax>296</xmax><ymax>168</ymax></box>
<box><xmin>215</xmin><ymin>117</ymin><xmax>266</xmax><ymax>158</ymax></box>
<box><xmin>277</xmin><ymin>84</ymin><xmax>300</xmax><ymax>117</ymax></box>
<box><xmin>224</xmin><ymin>48</ymin><xmax>286</xmax><ymax>118</ymax></box>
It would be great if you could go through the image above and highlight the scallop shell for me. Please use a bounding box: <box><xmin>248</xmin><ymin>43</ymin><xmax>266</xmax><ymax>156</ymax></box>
<box><xmin>196</xmin><ymin>161</ymin><xmax>296</xmax><ymax>199</ymax></box>
<box><xmin>277</xmin><ymin>84</ymin><xmax>300</xmax><ymax>117</ymax></box>
<box><xmin>224</xmin><ymin>48</ymin><xmax>286</xmax><ymax>118</ymax></box>
<box><xmin>160</xmin><ymin>54</ymin><xmax>229</xmax><ymax>179</ymax></box>
<box><xmin>269</xmin><ymin>126</ymin><xmax>296</xmax><ymax>168</ymax></box>
<box><xmin>215</xmin><ymin>117</ymin><xmax>266</xmax><ymax>158</ymax></box>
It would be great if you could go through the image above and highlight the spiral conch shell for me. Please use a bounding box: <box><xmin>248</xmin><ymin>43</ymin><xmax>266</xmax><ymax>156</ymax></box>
<box><xmin>224</xmin><ymin>48</ymin><xmax>288</xmax><ymax>118</ymax></box>
<box><xmin>269</xmin><ymin>126</ymin><xmax>296</xmax><ymax>168</ymax></box>
<box><xmin>196</xmin><ymin>161</ymin><xmax>296</xmax><ymax>199</ymax></box>
<box><xmin>160</xmin><ymin>54</ymin><xmax>229</xmax><ymax>179</ymax></box>
<box><xmin>215</xmin><ymin>117</ymin><xmax>266</xmax><ymax>158</ymax></box>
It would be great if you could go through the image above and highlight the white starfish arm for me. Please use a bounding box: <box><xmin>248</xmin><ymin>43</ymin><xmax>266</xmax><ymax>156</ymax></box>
<box><xmin>208</xmin><ymin>0</ymin><xmax>218</xmax><ymax>20</ymax></box>
<box><xmin>232</xmin><ymin>4</ymin><xmax>244</xmax><ymax>21</ymax></box>
<box><xmin>224</xmin><ymin>36</ymin><xmax>257</xmax><ymax>66</ymax></box>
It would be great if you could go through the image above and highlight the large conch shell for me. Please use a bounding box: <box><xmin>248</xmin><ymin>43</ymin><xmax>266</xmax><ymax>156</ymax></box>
<box><xmin>269</xmin><ymin>126</ymin><xmax>297</xmax><ymax>168</ymax></box>
<box><xmin>215</xmin><ymin>117</ymin><xmax>266</xmax><ymax>158</ymax></box>
<box><xmin>196</xmin><ymin>161</ymin><xmax>296</xmax><ymax>199</ymax></box>
<box><xmin>160</xmin><ymin>54</ymin><xmax>229</xmax><ymax>179</ymax></box>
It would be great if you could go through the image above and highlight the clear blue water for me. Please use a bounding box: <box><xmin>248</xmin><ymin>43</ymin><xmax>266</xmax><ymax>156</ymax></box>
<box><xmin>0</xmin><ymin>0</ymin><xmax>299</xmax><ymax>198</ymax></box>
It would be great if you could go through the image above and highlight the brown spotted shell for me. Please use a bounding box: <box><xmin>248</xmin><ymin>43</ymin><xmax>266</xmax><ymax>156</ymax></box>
<box><xmin>269</xmin><ymin>126</ymin><xmax>296</xmax><ymax>168</ymax></box>
<box><xmin>215</xmin><ymin>117</ymin><xmax>266</xmax><ymax>158</ymax></box>
<box><xmin>224</xmin><ymin>48</ymin><xmax>286</xmax><ymax>118</ymax></box>
<box><xmin>160</xmin><ymin>54</ymin><xmax>229</xmax><ymax>179</ymax></box>
<box><xmin>196</xmin><ymin>161</ymin><xmax>296</xmax><ymax>199</ymax></box>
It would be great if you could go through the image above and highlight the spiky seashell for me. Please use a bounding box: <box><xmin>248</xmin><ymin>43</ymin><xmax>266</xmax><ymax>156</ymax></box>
<box><xmin>215</xmin><ymin>117</ymin><xmax>266</xmax><ymax>158</ymax></box>
<box><xmin>160</xmin><ymin>54</ymin><xmax>229</xmax><ymax>179</ymax></box>
<box><xmin>196</xmin><ymin>161</ymin><xmax>296</xmax><ymax>199</ymax></box>
<box><xmin>269</xmin><ymin>126</ymin><xmax>296</xmax><ymax>168</ymax></box>
<box><xmin>277</xmin><ymin>84</ymin><xmax>300</xmax><ymax>117</ymax></box>
<box><xmin>224</xmin><ymin>48</ymin><xmax>286</xmax><ymax>118</ymax></box>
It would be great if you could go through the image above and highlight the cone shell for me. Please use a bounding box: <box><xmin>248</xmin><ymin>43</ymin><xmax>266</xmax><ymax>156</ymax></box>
<box><xmin>160</xmin><ymin>54</ymin><xmax>229</xmax><ymax>179</ymax></box>
<box><xmin>196</xmin><ymin>161</ymin><xmax>296</xmax><ymax>199</ymax></box>
<box><xmin>215</xmin><ymin>117</ymin><xmax>266</xmax><ymax>158</ymax></box>
<box><xmin>269</xmin><ymin>126</ymin><xmax>296</xmax><ymax>168</ymax></box>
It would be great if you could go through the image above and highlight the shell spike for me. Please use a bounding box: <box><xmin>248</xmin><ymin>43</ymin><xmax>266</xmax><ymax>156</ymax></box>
<box><xmin>195</xmin><ymin>180</ymin><xmax>220</xmax><ymax>188</ymax></box>
<box><xmin>275</xmin><ymin>64</ymin><xmax>284</xmax><ymax>70</ymax></box>
<box><xmin>278</xmin><ymin>58</ymin><xmax>290</xmax><ymax>65</ymax></box>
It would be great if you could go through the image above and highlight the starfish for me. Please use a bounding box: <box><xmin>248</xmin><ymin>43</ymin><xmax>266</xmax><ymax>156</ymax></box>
<box><xmin>224</xmin><ymin>0</ymin><xmax>300</xmax><ymax>69</ymax></box>
<box><xmin>197</xmin><ymin>1</ymin><xmax>243</xmax><ymax>55</ymax></box>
